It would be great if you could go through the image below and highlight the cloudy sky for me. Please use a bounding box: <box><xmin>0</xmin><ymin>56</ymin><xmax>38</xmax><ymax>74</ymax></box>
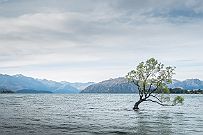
<box><xmin>0</xmin><ymin>0</ymin><xmax>203</xmax><ymax>82</ymax></box>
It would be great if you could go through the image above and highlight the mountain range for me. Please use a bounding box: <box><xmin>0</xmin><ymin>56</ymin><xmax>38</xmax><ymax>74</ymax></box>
<box><xmin>0</xmin><ymin>74</ymin><xmax>93</xmax><ymax>93</ymax></box>
<box><xmin>81</xmin><ymin>78</ymin><xmax>203</xmax><ymax>93</ymax></box>
<box><xmin>1</xmin><ymin>74</ymin><xmax>203</xmax><ymax>94</ymax></box>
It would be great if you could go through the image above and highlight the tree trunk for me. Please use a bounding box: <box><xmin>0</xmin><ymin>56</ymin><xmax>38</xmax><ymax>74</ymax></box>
<box><xmin>133</xmin><ymin>99</ymin><xmax>143</xmax><ymax>110</ymax></box>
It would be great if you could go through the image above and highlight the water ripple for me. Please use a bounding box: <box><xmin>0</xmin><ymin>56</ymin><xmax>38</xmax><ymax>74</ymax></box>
<box><xmin>0</xmin><ymin>94</ymin><xmax>203</xmax><ymax>135</ymax></box>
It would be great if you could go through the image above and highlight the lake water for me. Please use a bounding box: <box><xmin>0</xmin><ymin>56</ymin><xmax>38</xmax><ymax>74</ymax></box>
<box><xmin>0</xmin><ymin>94</ymin><xmax>203</xmax><ymax>135</ymax></box>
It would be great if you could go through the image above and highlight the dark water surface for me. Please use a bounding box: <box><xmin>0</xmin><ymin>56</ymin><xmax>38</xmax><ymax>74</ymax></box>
<box><xmin>0</xmin><ymin>94</ymin><xmax>203</xmax><ymax>135</ymax></box>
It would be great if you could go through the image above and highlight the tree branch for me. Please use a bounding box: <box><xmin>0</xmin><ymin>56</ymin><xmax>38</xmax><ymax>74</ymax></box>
<box><xmin>146</xmin><ymin>99</ymin><xmax>174</xmax><ymax>106</ymax></box>
<box><xmin>146</xmin><ymin>79</ymin><xmax>163</xmax><ymax>98</ymax></box>
<box><xmin>132</xmin><ymin>79</ymin><xmax>143</xmax><ymax>99</ymax></box>
<box><xmin>145</xmin><ymin>82</ymin><xmax>153</xmax><ymax>98</ymax></box>
<box><xmin>151</xmin><ymin>95</ymin><xmax>162</xmax><ymax>103</ymax></box>
<box><xmin>143</xmin><ymin>72</ymin><xmax>152</xmax><ymax>97</ymax></box>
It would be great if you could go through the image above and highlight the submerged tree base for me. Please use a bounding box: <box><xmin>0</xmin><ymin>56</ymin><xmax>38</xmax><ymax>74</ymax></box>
<box><xmin>133</xmin><ymin>100</ymin><xmax>143</xmax><ymax>110</ymax></box>
<box><xmin>133</xmin><ymin>107</ymin><xmax>139</xmax><ymax>111</ymax></box>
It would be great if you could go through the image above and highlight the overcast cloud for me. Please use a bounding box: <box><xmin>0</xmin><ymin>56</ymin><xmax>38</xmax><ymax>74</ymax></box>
<box><xmin>0</xmin><ymin>0</ymin><xmax>203</xmax><ymax>82</ymax></box>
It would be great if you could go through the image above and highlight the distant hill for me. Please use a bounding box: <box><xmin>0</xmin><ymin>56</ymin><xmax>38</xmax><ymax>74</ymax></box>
<box><xmin>0</xmin><ymin>74</ymin><xmax>48</xmax><ymax>91</ymax></box>
<box><xmin>0</xmin><ymin>88</ymin><xmax>14</xmax><ymax>93</ymax></box>
<box><xmin>53</xmin><ymin>84</ymin><xmax>80</xmax><ymax>93</ymax></box>
<box><xmin>0</xmin><ymin>74</ymin><xmax>82</xmax><ymax>93</ymax></box>
<box><xmin>81</xmin><ymin>77</ymin><xmax>138</xmax><ymax>93</ymax></box>
<box><xmin>169</xmin><ymin>79</ymin><xmax>203</xmax><ymax>90</ymax></box>
<box><xmin>39</xmin><ymin>79</ymin><xmax>80</xmax><ymax>93</ymax></box>
<box><xmin>66</xmin><ymin>82</ymin><xmax>95</xmax><ymax>90</ymax></box>
<box><xmin>16</xmin><ymin>89</ymin><xmax>52</xmax><ymax>94</ymax></box>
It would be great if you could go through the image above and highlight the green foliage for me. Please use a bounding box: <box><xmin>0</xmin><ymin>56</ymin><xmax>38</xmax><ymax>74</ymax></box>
<box><xmin>163</xmin><ymin>87</ymin><xmax>170</xmax><ymax>94</ymax></box>
<box><xmin>126</xmin><ymin>58</ymin><xmax>175</xmax><ymax>95</ymax></box>
<box><xmin>173</xmin><ymin>96</ymin><xmax>184</xmax><ymax>105</ymax></box>
<box><xmin>160</xmin><ymin>94</ymin><xmax>170</xmax><ymax>102</ymax></box>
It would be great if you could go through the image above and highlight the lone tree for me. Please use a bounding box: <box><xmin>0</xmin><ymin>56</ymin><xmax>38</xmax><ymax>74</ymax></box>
<box><xmin>126</xmin><ymin>58</ymin><xmax>184</xmax><ymax>110</ymax></box>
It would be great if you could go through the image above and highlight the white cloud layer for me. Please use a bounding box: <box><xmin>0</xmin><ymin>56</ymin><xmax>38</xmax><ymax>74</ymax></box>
<box><xmin>0</xmin><ymin>0</ymin><xmax>203</xmax><ymax>82</ymax></box>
